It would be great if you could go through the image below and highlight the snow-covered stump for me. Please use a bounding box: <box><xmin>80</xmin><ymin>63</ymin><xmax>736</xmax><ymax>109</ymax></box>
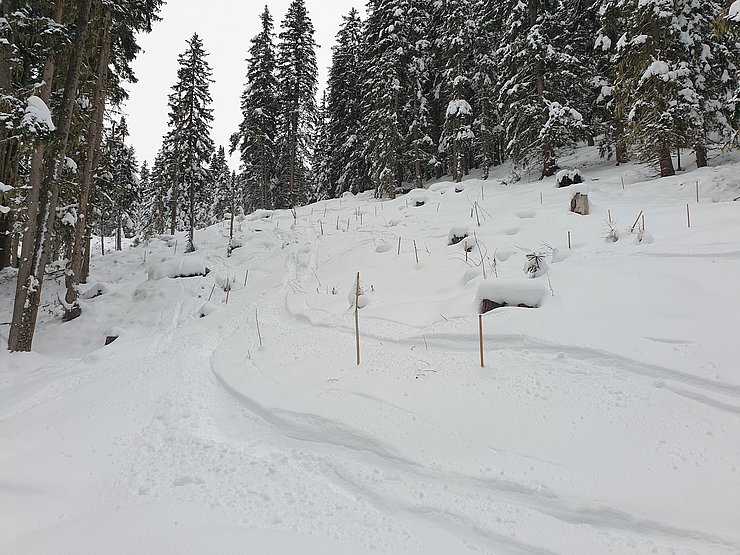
<box><xmin>570</xmin><ymin>193</ymin><xmax>590</xmax><ymax>216</ymax></box>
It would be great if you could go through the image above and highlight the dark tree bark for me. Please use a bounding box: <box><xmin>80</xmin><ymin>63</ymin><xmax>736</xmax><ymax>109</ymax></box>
<box><xmin>659</xmin><ymin>147</ymin><xmax>675</xmax><ymax>178</ymax></box>
<box><xmin>695</xmin><ymin>145</ymin><xmax>707</xmax><ymax>168</ymax></box>
<box><xmin>64</xmin><ymin>8</ymin><xmax>112</xmax><ymax>320</ymax></box>
<box><xmin>9</xmin><ymin>0</ymin><xmax>92</xmax><ymax>351</ymax></box>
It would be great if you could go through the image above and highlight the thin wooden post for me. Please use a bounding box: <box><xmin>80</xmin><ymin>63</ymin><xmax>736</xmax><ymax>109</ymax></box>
<box><xmin>336</xmin><ymin>215</ymin><xmax>339</xmax><ymax>230</ymax></box>
<box><xmin>355</xmin><ymin>272</ymin><xmax>361</xmax><ymax>366</ymax></box>
<box><xmin>608</xmin><ymin>209</ymin><xmax>612</xmax><ymax>223</ymax></box>
<box><xmin>621</xmin><ymin>177</ymin><xmax>625</xmax><ymax>190</ymax></box>
<box><xmin>101</xmin><ymin>236</ymin><xmax>105</xmax><ymax>256</ymax></box>
<box><xmin>226</xmin><ymin>287</ymin><xmax>230</xmax><ymax>304</ymax></box>
<box><xmin>479</xmin><ymin>314</ymin><xmax>484</xmax><ymax>368</ymax></box>
<box><xmin>630</xmin><ymin>210</ymin><xmax>644</xmax><ymax>233</ymax></box>
<box><xmin>244</xmin><ymin>269</ymin><xmax>249</xmax><ymax>287</ymax></box>
<box><xmin>174</xmin><ymin>240</ymin><xmax>178</xmax><ymax>254</ymax></box>
<box><xmin>255</xmin><ymin>308</ymin><xmax>262</xmax><ymax>347</ymax></box>
<box><xmin>695</xmin><ymin>182</ymin><xmax>699</xmax><ymax>203</ymax></box>
<box><xmin>208</xmin><ymin>283</ymin><xmax>216</xmax><ymax>301</ymax></box>
<box><xmin>686</xmin><ymin>203</ymin><xmax>691</xmax><ymax>228</ymax></box>
<box><xmin>413</xmin><ymin>240</ymin><xmax>419</xmax><ymax>264</ymax></box>
<box><xmin>641</xmin><ymin>214</ymin><xmax>645</xmax><ymax>231</ymax></box>
<box><xmin>567</xmin><ymin>231</ymin><xmax>572</xmax><ymax>249</ymax></box>
<box><xmin>397</xmin><ymin>237</ymin><xmax>401</xmax><ymax>255</ymax></box>
<box><xmin>320</xmin><ymin>221</ymin><xmax>324</xmax><ymax>235</ymax></box>
<box><xmin>540</xmin><ymin>192</ymin><xmax>543</xmax><ymax>205</ymax></box>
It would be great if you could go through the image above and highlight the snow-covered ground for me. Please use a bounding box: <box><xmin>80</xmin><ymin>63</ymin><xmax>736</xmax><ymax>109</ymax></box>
<box><xmin>2</xmin><ymin>148</ymin><xmax>740</xmax><ymax>554</ymax></box>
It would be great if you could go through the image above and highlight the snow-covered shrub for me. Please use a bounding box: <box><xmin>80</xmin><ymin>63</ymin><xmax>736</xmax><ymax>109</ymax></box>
<box><xmin>523</xmin><ymin>252</ymin><xmax>549</xmax><ymax>278</ymax></box>
<box><xmin>556</xmin><ymin>169</ymin><xmax>582</xmax><ymax>188</ymax></box>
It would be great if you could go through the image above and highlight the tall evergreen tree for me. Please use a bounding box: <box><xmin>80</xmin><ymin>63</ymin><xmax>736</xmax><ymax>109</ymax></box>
<box><xmin>326</xmin><ymin>8</ymin><xmax>370</xmax><ymax>196</ymax></box>
<box><xmin>275</xmin><ymin>0</ymin><xmax>318</xmax><ymax>207</ymax></box>
<box><xmin>232</xmin><ymin>6</ymin><xmax>278</xmax><ymax>211</ymax></box>
<box><xmin>210</xmin><ymin>146</ymin><xmax>231</xmax><ymax>222</ymax></box>
<box><xmin>496</xmin><ymin>0</ymin><xmax>586</xmax><ymax>178</ymax></box>
<box><xmin>165</xmin><ymin>33</ymin><xmax>215</xmax><ymax>251</ymax></box>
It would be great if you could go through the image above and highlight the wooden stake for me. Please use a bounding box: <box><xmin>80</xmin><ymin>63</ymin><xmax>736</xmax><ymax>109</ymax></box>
<box><xmin>413</xmin><ymin>240</ymin><xmax>419</xmax><ymax>264</ymax></box>
<box><xmin>608</xmin><ymin>209</ymin><xmax>612</xmax><ymax>223</ymax></box>
<box><xmin>479</xmin><ymin>314</ymin><xmax>484</xmax><ymax>368</ymax></box>
<box><xmin>174</xmin><ymin>240</ymin><xmax>177</xmax><ymax>254</ymax></box>
<box><xmin>226</xmin><ymin>287</ymin><xmax>230</xmax><ymax>304</ymax></box>
<box><xmin>621</xmin><ymin>177</ymin><xmax>625</xmax><ymax>190</ymax></box>
<box><xmin>244</xmin><ymin>269</ymin><xmax>249</xmax><ymax>287</ymax></box>
<box><xmin>360</xmin><ymin>213</ymin><xmax>363</xmax><ymax>226</ymax></box>
<box><xmin>695</xmin><ymin>182</ymin><xmax>699</xmax><ymax>203</ymax></box>
<box><xmin>255</xmin><ymin>308</ymin><xmax>262</xmax><ymax>347</ymax></box>
<box><xmin>320</xmin><ymin>221</ymin><xmax>324</xmax><ymax>235</ymax></box>
<box><xmin>101</xmin><ymin>236</ymin><xmax>104</xmax><ymax>256</ymax></box>
<box><xmin>641</xmin><ymin>214</ymin><xmax>645</xmax><ymax>231</ymax></box>
<box><xmin>567</xmin><ymin>231</ymin><xmax>572</xmax><ymax>249</ymax></box>
<box><xmin>630</xmin><ymin>210</ymin><xmax>644</xmax><ymax>233</ymax></box>
<box><xmin>208</xmin><ymin>283</ymin><xmax>216</xmax><ymax>301</ymax></box>
<box><xmin>336</xmin><ymin>215</ymin><xmax>339</xmax><ymax>230</ymax></box>
<box><xmin>540</xmin><ymin>192</ymin><xmax>543</xmax><ymax>205</ymax></box>
<box><xmin>323</xmin><ymin>205</ymin><xmax>327</xmax><ymax>217</ymax></box>
<box><xmin>686</xmin><ymin>203</ymin><xmax>691</xmax><ymax>228</ymax></box>
<box><xmin>397</xmin><ymin>237</ymin><xmax>401</xmax><ymax>255</ymax></box>
<box><xmin>355</xmin><ymin>272</ymin><xmax>361</xmax><ymax>366</ymax></box>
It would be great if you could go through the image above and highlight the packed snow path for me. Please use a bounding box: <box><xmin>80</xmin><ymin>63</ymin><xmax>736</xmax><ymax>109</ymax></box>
<box><xmin>2</xmin><ymin>151</ymin><xmax>740</xmax><ymax>554</ymax></box>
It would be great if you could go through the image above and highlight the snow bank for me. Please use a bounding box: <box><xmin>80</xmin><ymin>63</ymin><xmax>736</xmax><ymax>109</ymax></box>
<box><xmin>80</xmin><ymin>282</ymin><xmax>116</xmax><ymax>300</ymax></box>
<box><xmin>448</xmin><ymin>226</ymin><xmax>469</xmax><ymax>245</ymax></box>
<box><xmin>476</xmin><ymin>279</ymin><xmax>548</xmax><ymax>311</ymax></box>
<box><xmin>731</xmin><ymin>1</ymin><xmax>740</xmax><ymax>21</ymax></box>
<box><xmin>148</xmin><ymin>256</ymin><xmax>210</xmax><ymax>280</ymax></box>
<box><xmin>247</xmin><ymin>209</ymin><xmax>274</xmax><ymax>221</ymax></box>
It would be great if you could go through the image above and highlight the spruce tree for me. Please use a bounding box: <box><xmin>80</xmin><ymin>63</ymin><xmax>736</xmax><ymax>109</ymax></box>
<box><xmin>496</xmin><ymin>0</ymin><xmax>586</xmax><ymax>178</ymax></box>
<box><xmin>165</xmin><ymin>33</ymin><xmax>215</xmax><ymax>251</ymax></box>
<box><xmin>232</xmin><ymin>6</ymin><xmax>278</xmax><ymax>211</ymax></box>
<box><xmin>326</xmin><ymin>8</ymin><xmax>370</xmax><ymax>196</ymax></box>
<box><xmin>275</xmin><ymin>0</ymin><xmax>318</xmax><ymax>207</ymax></box>
<box><xmin>210</xmin><ymin>146</ymin><xmax>231</xmax><ymax>222</ymax></box>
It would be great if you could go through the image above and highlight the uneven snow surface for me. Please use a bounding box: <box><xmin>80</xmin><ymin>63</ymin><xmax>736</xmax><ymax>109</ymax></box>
<box><xmin>2</xmin><ymin>148</ymin><xmax>740</xmax><ymax>554</ymax></box>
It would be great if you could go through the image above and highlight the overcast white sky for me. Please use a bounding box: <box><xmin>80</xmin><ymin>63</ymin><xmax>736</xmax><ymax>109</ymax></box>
<box><xmin>123</xmin><ymin>1</ymin><xmax>365</xmax><ymax>169</ymax></box>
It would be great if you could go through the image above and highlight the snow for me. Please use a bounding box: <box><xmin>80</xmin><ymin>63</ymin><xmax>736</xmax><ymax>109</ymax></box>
<box><xmin>730</xmin><ymin>1</ymin><xmax>740</xmax><ymax>21</ymax></box>
<box><xmin>2</xmin><ymin>146</ymin><xmax>740</xmax><ymax>554</ymax></box>
<box><xmin>21</xmin><ymin>95</ymin><xmax>56</xmax><ymax>133</ymax></box>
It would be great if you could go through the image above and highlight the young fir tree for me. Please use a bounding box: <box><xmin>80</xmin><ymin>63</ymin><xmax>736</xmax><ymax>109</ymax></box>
<box><xmin>496</xmin><ymin>0</ymin><xmax>586</xmax><ymax>179</ymax></box>
<box><xmin>142</xmin><ymin>148</ymin><xmax>171</xmax><ymax>238</ymax></box>
<box><xmin>231</xmin><ymin>6</ymin><xmax>278</xmax><ymax>211</ymax></box>
<box><xmin>312</xmin><ymin>93</ymin><xmax>332</xmax><ymax>200</ymax></box>
<box><xmin>275</xmin><ymin>0</ymin><xmax>319</xmax><ymax>208</ymax></box>
<box><xmin>166</xmin><ymin>33</ymin><xmax>215</xmax><ymax>251</ymax></box>
<box><xmin>437</xmin><ymin>0</ymin><xmax>477</xmax><ymax>183</ymax></box>
<box><xmin>363</xmin><ymin>0</ymin><xmax>408</xmax><ymax>198</ymax></box>
<box><xmin>326</xmin><ymin>8</ymin><xmax>370</xmax><ymax>196</ymax></box>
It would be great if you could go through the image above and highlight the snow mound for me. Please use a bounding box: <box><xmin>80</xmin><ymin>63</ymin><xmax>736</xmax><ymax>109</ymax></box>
<box><xmin>80</xmin><ymin>282</ymin><xmax>116</xmax><ymax>300</ymax></box>
<box><xmin>476</xmin><ymin>279</ymin><xmax>548</xmax><ymax>312</ymax></box>
<box><xmin>247</xmin><ymin>209</ymin><xmax>274</xmax><ymax>221</ymax></box>
<box><xmin>21</xmin><ymin>95</ymin><xmax>55</xmax><ymax>134</ymax></box>
<box><xmin>148</xmin><ymin>256</ymin><xmax>211</xmax><ymax>280</ymax></box>
<box><xmin>448</xmin><ymin>227</ymin><xmax>469</xmax><ymax>245</ymax></box>
<box><xmin>556</xmin><ymin>168</ymin><xmax>582</xmax><ymax>188</ymax></box>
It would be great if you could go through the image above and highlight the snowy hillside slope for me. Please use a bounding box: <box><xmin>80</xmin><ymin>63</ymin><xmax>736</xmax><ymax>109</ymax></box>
<box><xmin>1</xmin><ymin>147</ymin><xmax>740</xmax><ymax>554</ymax></box>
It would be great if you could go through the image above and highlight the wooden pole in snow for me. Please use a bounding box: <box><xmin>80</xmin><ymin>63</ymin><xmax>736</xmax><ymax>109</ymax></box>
<box><xmin>479</xmin><ymin>314</ymin><xmax>484</xmax><ymax>368</ymax></box>
<box><xmin>567</xmin><ymin>231</ymin><xmax>572</xmax><ymax>250</ymax></box>
<box><xmin>413</xmin><ymin>240</ymin><xmax>419</xmax><ymax>264</ymax></box>
<box><xmin>621</xmin><ymin>177</ymin><xmax>625</xmax><ymax>190</ymax></box>
<box><xmin>630</xmin><ymin>211</ymin><xmax>644</xmax><ymax>233</ymax></box>
<box><xmin>208</xmin><ymin>283</ymin><xmax>216</xmax><ymax>301</ymax></box>
<box><xmin>244</xmin><ymin>269</ymin><xmax>249</xmax><ymax>287</ymax></box>
<box><xmin>255</xmin><ymin>308</ymin><xmax>263</xmax><ymax>347</ymax></box>
<box><xmin>608</xmin><ymin>209</ymin><xmax>612</xmax><ymax>223</ymax></box>
<box><xmin>355</xmin><ymin>272</ymin><xmax>361</xmax><ymax>366</ymax></box>
<box><xmin>686</xmin><ymin>203</ymin><xmax>691</xmax><ymax>228</ymax></box>
<box><xmin>397</xmin><ymin>237</ymin><xmax>401</xmax><ymax>255</ymax></box>
<box><xmin>695</xmin><ymin>182</ymin><xmax>700</xmax><ymax>203</ymax></box>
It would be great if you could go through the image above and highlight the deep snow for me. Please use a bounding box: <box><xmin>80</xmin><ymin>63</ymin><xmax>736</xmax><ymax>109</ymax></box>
<box><xmin>1</xmin><ymin>147</ymin><xmax>740</xmax><ymax>554</ymax></box>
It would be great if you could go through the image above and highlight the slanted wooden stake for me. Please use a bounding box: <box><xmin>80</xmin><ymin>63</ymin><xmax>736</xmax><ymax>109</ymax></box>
<box><xmin>567</xmin><ymin>231</ymin><xmax>572</xmax><ymax>249</ymax></box>
<box><xmin>686</xmin><ymin>203</ymin><xmax>691</xmax><ymax>228</ymax></box>
<box><xmin>244</xmin><ymin>269</ymin><xmax>249</xmax><ymax>287</ymax></box>
<box><xmin>413</xmin><ymin>240</ymin><xmax>419</xmax><ymax>264</ymax></box>
<box><xmin>479</xmin><ymin>314</ymin><xmax>484</xmax><ymax>368</ymax></box>
<box><xmin>208</xmin><ymin>283</ymin><xmax>216</xmax><ymax>301</ymax></box>
<box><xmin>630</xmin><ymin>210</ymin><xmax>644</xmax><ymax>233</ymax></box>
<box><xmin>397</xmin><ymin>237</ymin><xmax>401</xmax><ymax>255</ymax></box>
<box><xmin>255</xmin><ymin>308</ymin><xmax>262</xmax><ymax>347</ymax></box>
<box><xmin>355</xmin><ymin>272</ymin><xmax>361</xmax><ymax>366</ymax></box>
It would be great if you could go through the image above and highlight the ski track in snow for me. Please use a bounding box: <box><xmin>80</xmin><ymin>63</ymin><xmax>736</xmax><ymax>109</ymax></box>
<box><xmin>2</xmin><ymin>150</ymin><xmax>740</xmax><ymax>554</ymax></box>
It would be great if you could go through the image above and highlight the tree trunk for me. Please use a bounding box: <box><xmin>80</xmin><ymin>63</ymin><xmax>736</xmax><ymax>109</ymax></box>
<box><xmin>65</xmin><ymin>10</ymin><xmax>111</xmax><ymax>319</ymax></box>
<box><xmin>0</xmin><ymin>27</ymin><xmax>17</xmax><ymax>271</ymax></box>
<box><xmin>9</xmin><ymin>0</ymin><xmax>92</xmax><ymax>351</ymax></box>
<box><xmin>659</xmin><ymin>147</ymin><xmax>675</xmax><ymax>178</ymax></box>
<box><xmin>695</xmin><ymin>144</ymin><xmax>707</xmax><ymax>168</ymax></box>
<box><xmin>186</xmin><ymin>179</ymin><xmax>196</xmax><ymax>252</ymax></box>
